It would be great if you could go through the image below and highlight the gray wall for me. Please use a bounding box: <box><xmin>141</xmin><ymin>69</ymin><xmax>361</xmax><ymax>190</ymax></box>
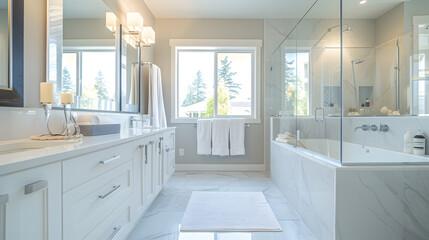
<box><xmin>23</xmin><ymin>0</ymin><xmax>47</xmax><ymax>108</ymax></box>
<box><xmin>154</xmin><ymin>19</ymin><xmax>265</xmax><ymax>165</ymax></box>
<box><xmin>375</xmin><ymin>3</ymin><xmax>404</xmax><ymax>46</ymax></box>
<box><xmin>63</xmin><ymin>18</ymin><xmax>114</xmax><ymax>39</ymax></box>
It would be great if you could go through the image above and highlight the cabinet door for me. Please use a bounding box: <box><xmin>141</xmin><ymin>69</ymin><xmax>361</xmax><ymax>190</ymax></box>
<box><xmin>133</xmin><ymin>138</ymin><xmax>150</xmax><ymax>217</ymax></box>
<box><xmin>152</xmin><ymin>137</ymin><xmax>163</xmax><ymax>195</ymax></box>
<box><xmin>0</xmin><ymin>163</ymin><xmax>61</xmax><ymax>240</ymax></box>
<box><xmin>144</xmin><ymin>139</ymin><xmax>155</xmax><ymax>204</ymax></box>
<box><xmin>166</xmin><ymin>131</ymin><xmax>176</xmax><ymax>179</ymax></box>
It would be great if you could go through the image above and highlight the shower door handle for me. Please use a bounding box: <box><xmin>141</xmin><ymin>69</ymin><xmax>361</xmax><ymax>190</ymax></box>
<box><xmin>314</xmin><ymin>107</ymin><xmax>325</xmax><ymax>122</ymax></box>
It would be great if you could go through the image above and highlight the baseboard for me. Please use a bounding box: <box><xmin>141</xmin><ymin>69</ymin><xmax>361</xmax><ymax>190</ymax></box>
<box><xmin>175</xmin><ymin>164</ymin><xmax>266</xmax><ymax>172</ymax></box>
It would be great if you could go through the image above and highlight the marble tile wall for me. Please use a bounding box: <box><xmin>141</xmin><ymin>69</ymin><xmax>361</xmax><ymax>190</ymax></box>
<box><xmin>271</xmin><ymin>141</ymin><xmax>336</xmax><ymax>240</ymax></box>
<box><xmin>336</xmin><ymin>167</ymin><xmax>429</xmax><ymax>240</ymax></box>
<box><xmin>0</xmin><ymin>107</ymin><xmax>140</xmax><ymax>141</ymax></box>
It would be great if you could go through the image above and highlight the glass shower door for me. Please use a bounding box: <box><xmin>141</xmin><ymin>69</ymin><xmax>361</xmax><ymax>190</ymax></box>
<box><xmin>294</xmin><ymin>0</ymin><xmax>342</xmax><ymax>162</ymax></box>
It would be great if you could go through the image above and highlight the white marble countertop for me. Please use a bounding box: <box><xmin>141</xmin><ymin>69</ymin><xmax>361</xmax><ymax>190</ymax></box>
<box><xmin>0</xmin><ymin>127</ymin><xmax>175</xmax><ymax>176</ymax></box>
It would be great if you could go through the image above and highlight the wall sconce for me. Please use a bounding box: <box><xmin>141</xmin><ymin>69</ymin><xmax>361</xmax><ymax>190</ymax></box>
<box><xmin>105</xmin><ymin>12</ymin><xmax>117</xmax><ymax>32</ymax></box>
<box><xmin>142</xmin><ymin>27</ymin><xmax>155</xmax><ymax>46</ymax></box>
<box><xmin>127</xmin><ymin>12</ymin><xmax>144</xmax><ymax>33</ymax></box>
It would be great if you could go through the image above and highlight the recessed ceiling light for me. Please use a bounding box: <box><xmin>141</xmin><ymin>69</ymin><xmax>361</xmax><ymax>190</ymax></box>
<box><xmin>359</xmin><ymin>0</ymin><xmax>367</xmax><ymax>4</ymax></box>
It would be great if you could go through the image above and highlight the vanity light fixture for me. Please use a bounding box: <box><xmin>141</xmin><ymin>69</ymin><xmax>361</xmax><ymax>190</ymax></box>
<box><xmin>127</xmin><ymin>12</ymin><xmax>144</xmax><ymax>33</ymax></box>
<box><xmin>359</xmin><ymin>0</ymin><xmax>367</xmax><ymax>4</ymax></box>
<box><xmin>105</xmin><ymin>12</ymin><xmax>117</xmax><ymax>32</ymax></box>
<box><xmin>141</xmin><ymin>27</ymin><xmax>156</xmax><ymax>46</ymax></box>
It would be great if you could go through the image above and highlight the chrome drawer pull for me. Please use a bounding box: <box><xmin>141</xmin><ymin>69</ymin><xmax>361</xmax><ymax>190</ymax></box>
<box><xmin>98</xmin><ymin>185</ymin><xmax>121</xmax><ymax>199</ymax></box>
<box><xmin>158</xmin><ymin>139</ymin><xmax>163</xmax><ymax>154</ymax></box>
<box><xmin>107</xmin><ymin>226</ymin><xmax>121</xmax><ymax>240</ymax></box>
<box><xmin>0</xmin><ymin>194</ymin><xmax>8</xmax><ymax>205</ymax></box>
<box><xmin>145</xmin><ymin>145</ymin><xmax>148</xmax><ymax>164</ymax></box>
<box><xmin>165</xmin><ymin>148</ymin><xmax>170</xmax><ymax>152</ymax></box>
<box><xmin>25</xmin><ymin>180</ymin><xmax>48</xmax><ymax>195</ymax></box>
<box><xmin>100</xmin><ymin>156</ymin><xmax>121</xmax><ymax>165</ymax></box>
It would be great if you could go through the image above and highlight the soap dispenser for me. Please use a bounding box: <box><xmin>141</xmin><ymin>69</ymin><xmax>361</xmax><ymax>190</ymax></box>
<box><xmin>414</xmin><ymin>130</ymin><xmax>426</xmax><ymax>156</ymax></box>
<box><xmin>404</xmin><ymin>130</ymin><xmax>413</xmax><ymax>154</ymax></box>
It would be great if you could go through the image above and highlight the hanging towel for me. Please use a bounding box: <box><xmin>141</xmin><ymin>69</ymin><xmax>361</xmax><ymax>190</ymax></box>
<box><xmin>148</xmin><ymin>64</ymin><xmax>167</xmax><ymax>128</ymax></box>
<box><xmin>212</xmin><ymin>119</ymin><xmax>230</xmax><ymax>156</ymax></box>
<box><xmin>229</xmin><ymin>118</ymin><xmax>245</xmax><ymax>156</ymax></box>
<box><xmin>128</xmin><ymin>64</ymin><xmax>139</xmax><ymax>105</ymax></box>
<box><xmin>197</xmin><ymin>119</ymin><xmax>212</xmax><ymax>155</ymax></box>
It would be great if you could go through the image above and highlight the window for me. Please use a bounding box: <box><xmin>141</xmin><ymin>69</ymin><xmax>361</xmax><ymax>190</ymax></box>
<box><xmin>61</xmin><ymin>48</ymin><xmax>117</xmax><ymax>111</ymax></box>
<box><xmin>171</xmin><ymin>39</ymin><xmax>261</xmax><ymax>123</ymax></box>
<box><xmin>284</xmin><ymin>51</ymin><xmax>310</xmax><ymax>116</ymax></box>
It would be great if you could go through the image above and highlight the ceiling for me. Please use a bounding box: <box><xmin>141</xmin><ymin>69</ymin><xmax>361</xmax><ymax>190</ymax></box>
<box><xmin>143</xmin><ymin>0</ymin><xmax>406</xmax><ymax>19</ymax></box>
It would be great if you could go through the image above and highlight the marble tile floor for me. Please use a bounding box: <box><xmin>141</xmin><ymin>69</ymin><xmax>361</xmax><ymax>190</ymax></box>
<box><xmin>127</xmin><ymin>172</ymin><xmax>317</xmax><ymax>240</ymax></box>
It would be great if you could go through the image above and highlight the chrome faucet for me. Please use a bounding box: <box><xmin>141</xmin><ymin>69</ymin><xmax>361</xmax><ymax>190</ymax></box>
<box><xmin>355</xmin><ymin>124</ymin><xmax>370</xmax><ymax>131</ymax></box>
<box><xmin>355</xmin><ymin>124</ymin><xmax>378</xmax><ymax>132</ymax></box>
<box><xmin>296</xmin><ymin>128</ymin><xmax>301</xmax><ymax>141</ymax></box>
<box><xmin>129</xmin><ymin>116</ymin><xmax>148</xmax><ymax>128</ymax></box>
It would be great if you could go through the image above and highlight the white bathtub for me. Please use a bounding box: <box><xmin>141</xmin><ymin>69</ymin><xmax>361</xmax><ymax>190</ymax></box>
<box><xmin>288</xmin><ymin>139</ymin><xmax>429</xmax><ymax>164</ymax></box>
<box><xmin>270</xmin><ymin>140</ymin><xmax>429</xmax><ymax>240</ymax></box>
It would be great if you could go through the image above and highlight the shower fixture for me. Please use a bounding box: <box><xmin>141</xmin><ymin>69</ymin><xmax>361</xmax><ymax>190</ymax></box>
<box><xmin>314</xmin><ymin>24</ymin><xmax>351</xmax><ymax>47</ymax></box>
<box><xmin>351</xmin><ymin>59</ymin><xmax>365</xmax><ymax>111</ymax></box>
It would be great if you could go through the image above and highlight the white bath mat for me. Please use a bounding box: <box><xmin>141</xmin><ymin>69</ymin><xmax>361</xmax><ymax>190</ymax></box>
<box><xmin>180</xmin><ymin>192</ymin><xmax>282</xmax><ymax>232</ymax></box>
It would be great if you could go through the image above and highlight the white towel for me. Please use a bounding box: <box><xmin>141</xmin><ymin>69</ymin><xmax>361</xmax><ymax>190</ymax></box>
<box><xmin>148</xmin><ymin>65</ymin><xmax>167</xmax><ymax>128</ymax></box>
<box><xmin>197</xmin><ymin>119</ymin><xmax>212</xmax><ymax>155</ymax></box>
<box><xmin>77</xmin><ymin>115</ymin><xmax>101</xmax><ymax>124</ymax></box>
<box><xmin>229</xmin><ymin>118</ymin><xmax>245</xmax><ymax>156</ymax></box>
<box><xmin>212</xmin><ymin>119</ymin><xmax>230</xmax><ymax>156</ymax></box>
<box><xmin>77</xmin><ymin>115</ymin><xmax>116</xmax><ymax>125</ymax></box>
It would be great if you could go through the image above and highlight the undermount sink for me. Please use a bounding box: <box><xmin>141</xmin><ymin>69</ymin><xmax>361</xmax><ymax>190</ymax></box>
<box><xmin>0</xmin><ymin>140</ymin><xmax>79</xmax><ymax>155</ymax></box>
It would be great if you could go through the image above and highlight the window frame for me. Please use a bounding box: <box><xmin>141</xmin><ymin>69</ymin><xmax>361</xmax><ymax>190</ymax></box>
<box><xmin>62</xmin><ymin>47</ymin><xmax>118</xmax><ymax>111</ymax></box>
<box><xmin>170</xmin><ymin>39</ymin><xmax>262</xmax><ymax>123</ymax></box>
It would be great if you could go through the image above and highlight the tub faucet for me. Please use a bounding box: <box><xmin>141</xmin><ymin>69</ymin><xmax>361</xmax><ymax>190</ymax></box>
<box><xmin>355</xmin><ymin>124</ymin><xmax>370</xmax><ymax>131</ymax></box>
<box><xmin>355</xmin><ymin>124</ymin><xmax>378</xmax><ymax>132</ymax></box>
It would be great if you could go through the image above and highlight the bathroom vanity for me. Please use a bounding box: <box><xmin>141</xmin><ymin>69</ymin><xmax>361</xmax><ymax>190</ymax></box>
<box><xmin>0</xmin><ymin>128</ymin><xmax>175</xmax><ymax>240</ymax></box>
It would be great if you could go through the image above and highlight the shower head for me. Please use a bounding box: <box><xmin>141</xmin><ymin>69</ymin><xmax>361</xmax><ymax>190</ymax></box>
<box><xmin>351</xmin><ymin>59</ymin><xmax>365</xmax><ymax>65</ymax></box>
<box><xmin>327</xmin><ymin>24</ymin><xmax>352</xmax><ymax>33</ymax></box>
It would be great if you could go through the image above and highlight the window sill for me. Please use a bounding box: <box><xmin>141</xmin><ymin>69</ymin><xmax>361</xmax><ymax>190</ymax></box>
<box><xmin>171</xmin><ymin>118</ymin><xmax>261</xmax><ymax>124</ymax></box>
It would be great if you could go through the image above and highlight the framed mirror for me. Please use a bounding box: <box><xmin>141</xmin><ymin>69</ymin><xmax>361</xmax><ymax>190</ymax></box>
<box><xmin>0</xmin><ymin>0</ymin><xmax>24</xmax><ymax>107</ymax></box>
<box><xmin>47</xmin><ymin>0</ymin><xmax>141</xmax><ymax>113</ymax></box>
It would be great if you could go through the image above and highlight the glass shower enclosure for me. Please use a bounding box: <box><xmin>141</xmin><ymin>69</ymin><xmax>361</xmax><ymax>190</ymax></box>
<box><xmin>268</xmin><ymin>0</ymin><xmax>429</xmax><ymax>165</ymax></box>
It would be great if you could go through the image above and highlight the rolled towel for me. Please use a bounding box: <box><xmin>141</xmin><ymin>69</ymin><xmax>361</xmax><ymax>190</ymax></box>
<box><xmin>275</xmin><ymin>137</ymin><xmax>307</xmax><ymax>149</ymax></box>
<box><xmin>77</xmin><ymin>115</ymin><xmax>101</xmax><ymax>124</ymax></box>
<box><xmin>277</xmin><ymin>132</ymin><xmax>297</xmax><ymax>139</ymax></box>
<box><xmin>98</xmin><ymin>116</ymin><xmax>116</xmax><ymax>124</ymax></box>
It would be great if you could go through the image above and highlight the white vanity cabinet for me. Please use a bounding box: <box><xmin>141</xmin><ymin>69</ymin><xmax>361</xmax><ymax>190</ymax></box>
<box><xmin>163</xmin><ymin>130</ymin><xmax>176</xmax><ymax>182</ymax></box>
<box><xmin>0</xmin><ymin>128</ymin><xmax>175</xmax><ymax>240</ymax></box>
<box><xmin>0</xmin><ymin>162</ymin><xmax>62</xmax><ymax>240</ymax></box>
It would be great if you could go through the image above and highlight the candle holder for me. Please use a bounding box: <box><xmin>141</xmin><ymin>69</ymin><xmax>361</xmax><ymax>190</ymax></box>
<box><xmin>42</xmin><ymin>103</ymin><xmax>66</xmax><ymax>136</ymax></box>
<box><xmin>40</xmin><ymin>103</ymin><xmax>81</xmax><ymax>138</ymax></box>
<box><xmin>63</xmin><ymin>104</ymin><xmax>80</xmax><ymax>136</ymax></box>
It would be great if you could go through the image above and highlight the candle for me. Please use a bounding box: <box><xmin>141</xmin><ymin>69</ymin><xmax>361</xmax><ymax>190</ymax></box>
<box><xmin>40</xmin><ymin>82</ymin><xmax>55</xmax><ymax>104</ymax></box>
<box><xmin>61</xmin><ymin>92</ymin><xmax>74</xmax><ymax>104</ymax></box>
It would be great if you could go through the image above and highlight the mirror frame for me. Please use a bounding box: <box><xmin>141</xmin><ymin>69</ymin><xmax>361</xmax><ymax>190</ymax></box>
<box><xmin>47</xmin><ymin>0</ymin><xmax>141</xmax><ymax>114</ymax></box>
<box><xmin>0</xmin><ymin>0</ymin><xmax>24</xmax><ymax>107</ymax></box>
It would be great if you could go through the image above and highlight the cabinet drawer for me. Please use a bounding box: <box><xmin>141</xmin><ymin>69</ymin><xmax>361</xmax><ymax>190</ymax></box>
<box><xmin>84</xmin><ymin>200</ymin><xmax>133</xmax><ymax>240</ymax></box>
<box><xmin>63</xmin><ymin>161</ymin><xmax>133</xmax><ymax>240</ymax></box>
<box><xmin>63</xmin><ymin>143</ymin><xmax>133</xmax><ymax>191</ymax></box>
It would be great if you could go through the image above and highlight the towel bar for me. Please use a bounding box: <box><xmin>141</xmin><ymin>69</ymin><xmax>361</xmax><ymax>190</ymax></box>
<box><xmin>193</xmin><ymin>123</ymin><xmax>250</xmax><ymax>128</ymax></box>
